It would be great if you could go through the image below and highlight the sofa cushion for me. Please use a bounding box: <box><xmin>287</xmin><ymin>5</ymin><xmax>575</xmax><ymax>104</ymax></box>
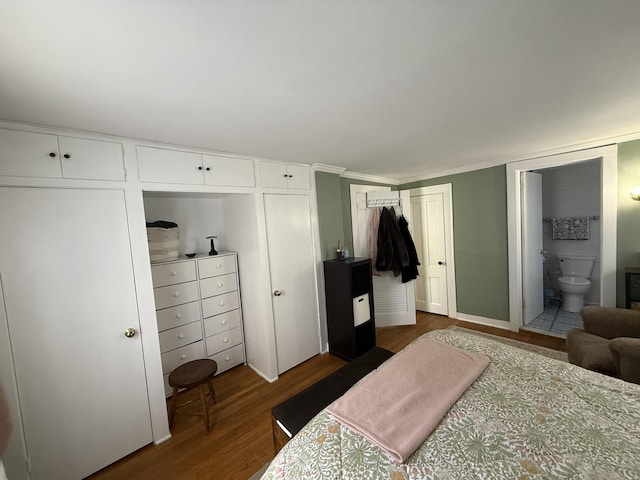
<box><xmin>566</xmin><ymin>328</ymin><xmax>617</xmax><ymax>376</ymax></box>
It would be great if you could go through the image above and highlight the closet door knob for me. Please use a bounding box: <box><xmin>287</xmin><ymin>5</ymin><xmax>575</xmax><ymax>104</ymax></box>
<box><xmin>273</xmin><ymin>289</ymin><xmax>282</xmax><ymax>296</ymax></box>
<box><xmin>63</xmin><ymin>153</ymin><xmax>71</xmax><ymax>159</ymax></box>
<box><xmin>198</xmin><ymin>166</ymin><xmax>203</xmax><ymax>170</ymax></box>
<box><xmin>437</xmin><ymin>261</ymin><xmax>445</xmax><ymax>265</ymax></box>
<box><xmin>49</xmin><ymin>152</ymin><xmax>57</xmax><ymax>158</ymax></box>
<box><xmin>205</xmin><ymin>167</ymin><xmax>211</xmax><ymax>171</ymax></box>
<box><xmin>124</xmin><ymin>327</ymin><xmax>136</xmax><ymax>338</ymax></box>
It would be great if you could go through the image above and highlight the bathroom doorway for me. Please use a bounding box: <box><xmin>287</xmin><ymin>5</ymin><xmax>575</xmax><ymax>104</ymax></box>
<box><xmin>521</xmin><ymin>160</ymin><xmax>601</xmax><ymax>337</ymax></box>
<box><xmin>506</xmin><ymin>145</ymin><xmax>617</xmax><ymax>334</ymax></box>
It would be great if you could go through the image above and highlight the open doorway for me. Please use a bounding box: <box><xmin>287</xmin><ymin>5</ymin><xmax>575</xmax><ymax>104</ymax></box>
<box><xmin>520</xmin><ymin>160</ymin><xmax>602</xmax><ymax>337</ymax></box>
<box><xmin>506</xmin><ymin>145</ymin><xmax>617</xmax><ymax>333</ymax></box>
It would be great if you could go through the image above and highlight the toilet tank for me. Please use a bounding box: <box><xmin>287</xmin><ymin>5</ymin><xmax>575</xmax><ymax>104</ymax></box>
<box><xmin>558</xmin><ymin>254</ymin><xmax>596</xmax><ymax>278</ymax></box>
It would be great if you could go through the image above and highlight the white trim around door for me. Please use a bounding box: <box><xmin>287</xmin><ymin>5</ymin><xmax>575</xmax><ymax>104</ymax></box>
<box><xmin>506</xmin><ymin>145</ymin><xmax>618</xmax><ymax>331</ymax></box>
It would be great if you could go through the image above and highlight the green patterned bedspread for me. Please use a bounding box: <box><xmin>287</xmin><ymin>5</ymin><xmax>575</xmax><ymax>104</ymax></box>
<box><xmin>262</xmin><ymin>329</ymin><xmax>640</xmax><ymax>479</ymax></box>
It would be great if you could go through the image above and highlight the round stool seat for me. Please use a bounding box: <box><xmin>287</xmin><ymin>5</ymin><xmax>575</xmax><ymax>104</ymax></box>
<box><xmin>169</xmin><ymin>359</ymin><xmax>217</xmax><ymax>389</ymax></box>
<box><xmin>167</xmin><ymin>359</ymin><xmax>218</xmax><ymax>433</ymax></box>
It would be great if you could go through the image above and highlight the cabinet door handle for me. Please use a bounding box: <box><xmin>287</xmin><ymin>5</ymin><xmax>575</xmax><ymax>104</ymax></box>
<box><xmin>205</xmin><ymin>167</ymin><xmax>211</xmax><ymax>171</ymax></box>
<box><xmin>198</xmin><ymin>166</ymin><xmax>203</xmax><ymax>170</ymax></box>
<box><xmin>63</xmin><ymin>153</ymin><xmax>71</xmax><ymax>159</ymax></box>
<box><xmin>49</xmin><ymin>152</ymin><xmax>57</xmax><ymax>158</ymax></box>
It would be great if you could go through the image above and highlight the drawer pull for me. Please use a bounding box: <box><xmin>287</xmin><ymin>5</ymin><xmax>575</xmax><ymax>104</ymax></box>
<box><xmin>176</xmin><ymin>313</ymin><xmax>182</xmax><ymax>319</ymax></box>
<box><xmin>223</xmin><ymin>338</ymin><xmax>228</xmax><ymax>343</ymax></box>
<box><xmin>173</xmin><ymin>292</ymin><xmax>180</xmax><ymax>298</ymax></box>
<box><xmin>180</xmin><ymin>354</ymin><xmax>186</xmax><ymax>360</ymax></box>
<box><xmin>178</xmin><ymin>333</ymin><xmax>184</xmax><ymax>339</ymax></box>
<box><xmin>217</xmin><ymin>283</ymin><xmax>223</xmax><ymax>288</ymax></box>
<box><xmin>221</xmin><ymin>320</ymin><xmax>227</xmax><ymax>325</ymax></box>
<box><xmin>219</xmin><ymin>301</ymin><xmax>225</xmax><ymax>306</ymax></box>
<box><xmin>216</xmin><ymin>264</ymin><xmax>222</xmax><ymax>268</ymax></box>
<box><xmin>170</xmin><ymin>271</ymin><xmax>177</xmax><ymax>276</ymax></box>
<box><xmin>224</xmin><ymin>356</ymin><xmax>230</xmax><ymax>361</ymax></box>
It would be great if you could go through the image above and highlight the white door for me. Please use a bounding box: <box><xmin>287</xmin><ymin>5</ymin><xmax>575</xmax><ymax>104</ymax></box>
<box><xmin>522</xmin><ymin>172</ymin><xmax>545</xmax><ymax>323</ymax></box>
<box><xmin>351</xmin><ymin>186</ymin><xmax>416</xmax><ymax>327</ymax></box>
<box><xmin>411</xmin><ymin>192</ymin><xmax>448</xmax><ymax>315</ymax></box>
<box><xmin>264</xmin><ymin>194</ymin><xmax>320</xmax><ymax>374</ymax></box>
<box><xmin>0</xmin><ymin>187</ymin><xmax>152</xmax><ymax>479</ymax></box>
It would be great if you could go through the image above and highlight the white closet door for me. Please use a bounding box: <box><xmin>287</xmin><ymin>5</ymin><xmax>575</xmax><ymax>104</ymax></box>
<box><xmin>0</xmin><ymin>187</ymin><xmax>152</xmax><ymax>479</ymax></box>
<box><xmin>264</xmin><ymin>194</ymin><xmax>320</xmax><ymax>374</ymax></box>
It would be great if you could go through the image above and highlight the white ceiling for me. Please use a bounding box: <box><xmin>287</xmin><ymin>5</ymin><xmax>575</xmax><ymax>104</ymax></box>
<box><xmin>2</xmin><ymin>1</ymin><xmax>640</xmax><ymax>181</ymax></box>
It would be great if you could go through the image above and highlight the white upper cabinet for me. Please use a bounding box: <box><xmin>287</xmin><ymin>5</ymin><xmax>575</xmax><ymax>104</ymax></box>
<box><xmin>0</xmin><ymin>128</ymin><xmax>125</xmax><ymax>181</ymax></box>
<box><xmin>58</xmin><ymin>136</ymin><xmax>125</xmax><ymax>181</ymax></box>
<box><xmin>137</xmin><ymin>146</ymin><xmax>203</xmax><ymax>184</ymax></box>
<box><xmin>260</xmin><ymin>161</ymin><xmax>310</xmax><ymax>190</ymax></box>
<box><xmin>202</xmin><ymin>154</ymin><xmax>255</xmax><ymax>187</ymax></box>
<box><xmin>137</xmin><ymin>146</ymin><xmax>255</xmax><ymax>187</ymax></box>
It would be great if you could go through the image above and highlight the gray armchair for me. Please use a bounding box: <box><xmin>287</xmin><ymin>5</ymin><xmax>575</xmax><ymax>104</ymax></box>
<box><xmin>566</xmin><ymin>306</ymin><xmax>640</xmax><ymax>384</ymax></box>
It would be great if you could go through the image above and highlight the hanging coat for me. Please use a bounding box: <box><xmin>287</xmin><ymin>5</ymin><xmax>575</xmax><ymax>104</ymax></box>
<box><xmin>376</xmin><ymin>207</ymin><xmax>409</xmax><ymax>277</ymax></box>
<box><xmin>398</xmin><ymin>215</ymin><xmax>420</xmax><ymax>283</ymax></box>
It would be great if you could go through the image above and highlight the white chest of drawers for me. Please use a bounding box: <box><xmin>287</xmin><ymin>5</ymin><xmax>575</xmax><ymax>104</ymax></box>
<box><xmin>197</xmin><ymin>254</ymin><xmax>246</xmax><ymax>374</ymax></box>
<box><xmin>151</xmin><ymin>252</ymin><xmax>245</xmax><ymax>396</ymax></box>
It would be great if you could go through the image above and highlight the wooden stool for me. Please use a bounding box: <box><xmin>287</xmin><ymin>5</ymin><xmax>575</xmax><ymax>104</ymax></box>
<box><xmin>167</xmin><ymin>359</ymin><xmax>217</xmax><ymax>433</ymax></box>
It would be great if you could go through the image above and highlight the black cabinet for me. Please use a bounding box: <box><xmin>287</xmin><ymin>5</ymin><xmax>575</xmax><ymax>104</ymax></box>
<box><xmin>323</xmin><ymin>257</ymin><xmax>376</xmax><ymax>361</ymax></box>
<box><xmin>625</xmin><ymin>267</ymin><xmax>640</xmax><ymax>310</ymax></box>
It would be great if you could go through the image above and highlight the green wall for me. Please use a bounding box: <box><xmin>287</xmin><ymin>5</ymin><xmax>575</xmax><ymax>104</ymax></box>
<box><xmin>315</xmin><ymin>172</ymin><xmax>346</xmax><ymax>260</ymax></box>
<box><xmin>315</xmin><ymin>139</ymin><xmax>640</xmax><ymax>321</ymax></box>
<box><xmin>617</xmin><ymin>139</ymin><xmax>640</xmax><ymax>307</ymax></box>
<box><xmin>402</xmin><ymin>166</ymin><xmax>509</xmax><ymax>321</ymax></box>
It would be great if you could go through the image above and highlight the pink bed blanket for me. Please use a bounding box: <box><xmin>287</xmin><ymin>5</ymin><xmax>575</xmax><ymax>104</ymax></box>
<box><xmin>326</xmin><ymin>336</ymin><xmax>490</xmax><ymax>463</ymax></box>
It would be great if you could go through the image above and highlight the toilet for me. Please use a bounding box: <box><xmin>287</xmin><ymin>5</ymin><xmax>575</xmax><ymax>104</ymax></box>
<box><xmin>557</xmin><ymin>254</ymin><xmax>596</xmax><ymax>312</ymax></box>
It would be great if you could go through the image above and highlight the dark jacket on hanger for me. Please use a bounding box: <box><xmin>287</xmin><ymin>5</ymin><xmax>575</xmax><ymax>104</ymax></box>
<box><xmin>398</xmin><ymin>215</ymin><xmax>420</xmax><ymax>283</ymax></box>
<box><xmin>376</xmin><ymin>207</ymin><xmax>409</xmax><ymax>277</ymax></box>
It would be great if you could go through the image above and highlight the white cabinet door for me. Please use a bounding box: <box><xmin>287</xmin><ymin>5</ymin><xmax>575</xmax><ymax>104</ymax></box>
<box><xmin>137</xmin><ymin>146</ymin><xmax>204</xmax><ymax>184</ymax></box>
<box><xmin>285</xmin><ymin>164</ymin><xmax>310</xmax><ymax>190</ymax></box>
<box><xmin>203</xmin><ymin>154</ymin><xmax>255</xmax><ymax>187</ymax></box>
<box><xmin>0</xmin><ymin>129</ymin><xmax>61</xmax><ymax>178</ymax></box>
<box><xmin>261</xmin><ymin>162</ymin><xmax>310</xmax><ymax>190</ymax></box>
<box><xmin>260</xmin><ymin>161</ymin><xmax>288</xmax><ymax>188</ymax></box>
<box><xmin>0</xmin><ymin>187</ymin><xmax>152</xmax><ymax>480</ymax></box>
<box><xmin>58</xmin><ymin>136</ymin><xmax>124</xmax><ymax>181</ymax></box>
<box><xmin>264</xmin><ymin>194</ymin><xmax>320</xmax><ymax>374</ymax></box>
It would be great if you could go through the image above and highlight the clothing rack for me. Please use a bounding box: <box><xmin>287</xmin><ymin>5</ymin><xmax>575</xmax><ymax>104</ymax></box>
<box><xmin>543</xmin><ymin>215</ymin><xmax>599</xmax><ymax>222</ymax></box>
<box><xmin>365</xmin><ymin>192</ymin><xmax>401</xmax><ymax>208</ymax></box>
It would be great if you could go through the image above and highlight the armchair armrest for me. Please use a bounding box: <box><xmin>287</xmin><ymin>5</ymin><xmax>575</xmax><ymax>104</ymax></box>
<box><xmin>581</xmin><ymin>307</ymin><xmax>640</xmax><ymax>340</ymax></box>
<box><xmin>609</xmin><ymin>337</ymin><xmax>640</xmax><ymax>385</ymax></box>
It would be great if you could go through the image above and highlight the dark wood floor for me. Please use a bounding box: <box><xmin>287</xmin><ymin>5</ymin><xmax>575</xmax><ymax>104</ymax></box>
<box><xmin>89</xmin><ymin>312</ymin><xmax>566</xmax><ymax>480</ymax></box>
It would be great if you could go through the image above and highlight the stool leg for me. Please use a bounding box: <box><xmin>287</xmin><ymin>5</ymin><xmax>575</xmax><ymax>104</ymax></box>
<box><xmin>168</xmin><ymin>386</ymin><xmax>179</xmax><ymax>428</ymax></box>
<box><xmin>199</xmin><ymin>383</ymin><xmax>210</xmax><ymax>433</ymax></box>
<box><xmin>207</xmin><ymin>379</ymin><xmax>216</xmax><ymax>405</ymax></box>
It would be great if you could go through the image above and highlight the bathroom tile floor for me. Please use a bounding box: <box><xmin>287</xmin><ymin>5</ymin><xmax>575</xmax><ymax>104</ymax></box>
<box><xmin>522</xmin><ymin>299</ymin><xmax>583</xmax><ymax>338</ymax></box>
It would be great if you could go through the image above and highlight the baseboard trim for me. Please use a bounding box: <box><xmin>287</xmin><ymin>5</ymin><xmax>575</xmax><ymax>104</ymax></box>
<box><xmin>454</xmin><ymin>312</ymin><xmax>513</xmax><ymax>331</ymax></box>
<box><xmin>248</xmin><ymin>363</ymin><xmax>278</xmax><ymax>383</ymax></box>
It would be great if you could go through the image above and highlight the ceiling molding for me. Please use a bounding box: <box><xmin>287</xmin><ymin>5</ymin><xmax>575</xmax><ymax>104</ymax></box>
<box><xmin>397</xmin><ymin>129</ymin><xmax>640</xmax><ymax>186</ymax></box>
<box><xmin>340</xmin><ymin>170</ymin><xmax>399</xmax><ymax>186</ymax></box>
<box><xmin>311</xmin><ymin>163</ymin><xmax>346</xmax><ymax>175</ymax></box>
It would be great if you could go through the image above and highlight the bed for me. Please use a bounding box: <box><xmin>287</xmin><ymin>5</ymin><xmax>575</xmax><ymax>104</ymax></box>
<box><xmin>261</xmin><ymin>329</ymin><xmax>640</xmax><ymax>479</ymax></box>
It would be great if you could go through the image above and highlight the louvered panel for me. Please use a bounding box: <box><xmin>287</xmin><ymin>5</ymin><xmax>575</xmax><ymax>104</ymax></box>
<box><xmin>372</xmin><ymin>275</ymin><xmax>409</xmax><ymax>314</ymax></box>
